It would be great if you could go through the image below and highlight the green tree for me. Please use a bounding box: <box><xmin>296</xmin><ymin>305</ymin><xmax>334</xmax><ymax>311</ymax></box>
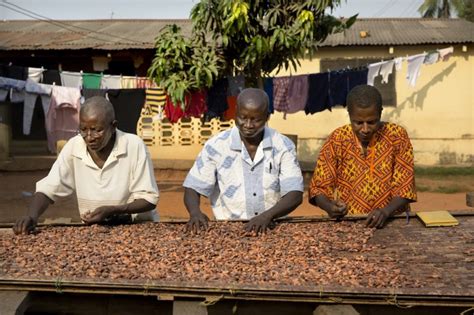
<box><xmin>458</xmin><ymin>0</ymin><xmax>474</xmax><ymax>21</ymax></box>
<box><xmin>149</xmin><ymin>0</ymin><xmax>356</xmax><ymax>106</ymax></box>
<box><xmin>418</xmin><ymin>0</ymin><xmax>473</xmax><ymax>20</ymax></box>
<box><xmin>148</xmin><ymin>24</ymin><xmax>224</xmax><ymax>107</ymax></box>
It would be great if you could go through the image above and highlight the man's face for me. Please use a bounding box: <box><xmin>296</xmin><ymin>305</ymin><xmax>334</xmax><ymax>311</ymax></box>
<box><xmin>235</xmin><ymin>102</ymin><xmax>268</xmax><ymax>141</ymax></box>
<box><xmin>79</xmin><ymin>113</ymin><xmax>115</xmax><ymax>152</ymax></box>
<box><xmin>349</xmin><ymin>105</ymin><xmax>382</xmax><ymax>146</ymax></box>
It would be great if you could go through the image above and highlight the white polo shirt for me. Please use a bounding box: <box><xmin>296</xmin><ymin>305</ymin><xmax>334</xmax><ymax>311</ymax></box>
<box><xmin>183</xmin><ymin>126</ymin><xmax>304</xmax><ymax>220</ymax></box>
<box><xmin>36</xmin><ymin>129</ymin><xmax>159</xmax><ymax>222</ymax></box>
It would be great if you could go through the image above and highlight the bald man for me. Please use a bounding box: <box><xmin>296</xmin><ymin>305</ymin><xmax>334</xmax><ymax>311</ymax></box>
<box><xmin>14</xmin><ymin>96</ymin><xmax>159</xmax><ymax>234</ymax></box>
<box><xmin>183</xmin><ymin>88</ymin><xmax>304</xmax><ymax>234</ymax></box>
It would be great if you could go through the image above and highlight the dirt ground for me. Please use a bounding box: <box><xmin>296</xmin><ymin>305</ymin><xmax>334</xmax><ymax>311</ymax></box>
<box><xmin>0</xmin><ymin>169</ymin><xmax>471</xmax><ymax>224</ymax></box>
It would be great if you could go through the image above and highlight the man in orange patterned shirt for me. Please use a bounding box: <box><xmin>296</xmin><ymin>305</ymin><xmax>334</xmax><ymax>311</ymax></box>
<box><xmin>309</xmin><ymin>85</ymin><xmax>416</xmax><ymax>228</ymax></box>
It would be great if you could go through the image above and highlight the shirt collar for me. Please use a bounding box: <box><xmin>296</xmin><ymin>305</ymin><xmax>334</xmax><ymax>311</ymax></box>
<box><xmin>230</xmin><ymin>126</ymin><xmax>273</xmax><ymax>151</ymax></box>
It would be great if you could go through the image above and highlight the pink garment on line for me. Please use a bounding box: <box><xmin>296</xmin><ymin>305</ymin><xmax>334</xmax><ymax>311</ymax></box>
<box><xmin>46</xmin><ymin>86</ymin><xmax>81</xmax><ymax>153</ymax></box>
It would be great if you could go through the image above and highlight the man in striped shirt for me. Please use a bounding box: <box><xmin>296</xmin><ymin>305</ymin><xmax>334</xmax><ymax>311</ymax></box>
<box><xmin>183</xmin><ymin>88</ymin><xmax>304</xmax><ymax>234</ymax></box>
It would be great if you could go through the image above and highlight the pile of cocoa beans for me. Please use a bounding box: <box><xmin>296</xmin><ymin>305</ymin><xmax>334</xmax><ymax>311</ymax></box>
<box><xmin>0</xmin><ymin>221</ymin><xmax>419</xmax><ymax>289</ymax></box>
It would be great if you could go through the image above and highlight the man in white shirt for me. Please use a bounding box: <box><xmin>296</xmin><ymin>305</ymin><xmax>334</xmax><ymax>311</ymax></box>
<box><xmin>183</xmin><ymin>88</ymin><xmax>304</xmax><ymax>234</ymax></box>
<box><xmin>13</xmin><ymin>96</ymin><xmax>159</xmax><ymax>234</ymax></box>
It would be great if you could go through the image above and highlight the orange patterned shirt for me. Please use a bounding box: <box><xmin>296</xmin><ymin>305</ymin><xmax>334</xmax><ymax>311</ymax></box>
<box><xmin>309</xmin><ymin>122</ymin><xmax>417</xmax><ymax>214</ymax></box>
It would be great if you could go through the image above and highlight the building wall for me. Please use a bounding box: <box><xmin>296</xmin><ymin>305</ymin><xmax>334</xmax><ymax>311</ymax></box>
<box><xmin>268</xmin><ymin>44</ymin><xmax>474</xmax><ymax>167</ymax></box>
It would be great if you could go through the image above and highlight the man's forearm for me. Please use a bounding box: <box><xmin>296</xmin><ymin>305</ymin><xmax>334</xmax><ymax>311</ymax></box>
<box><xmin>381</xmin><ymin>196</ymin><xmax>411</xmax><ymax>216</ymax></box>
<box><xmin>184</xmin><ymin>188</ymin><xmax>203</xmax><ymax>216</ymax></box>
<box><xmin>115</xmin><ymin>198</ymin><xmax>156</xmax><ymax>215</ymax></box>
<box><xmin>264</xmin><ymin>191</ymin><xmax>303</xmax><ymax>220</ymax></box>
<box><xmin>311</xmin><ymin>194</ymin><xmax>334</xmax><ymax>214</ymax></box>
<box><xmin>27</xmin><ymin>192</ymin><xmax>53</xmax><ymax>221</ymax></box>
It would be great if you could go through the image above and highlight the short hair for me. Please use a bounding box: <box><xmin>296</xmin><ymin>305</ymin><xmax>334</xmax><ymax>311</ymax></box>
<box><xmin>80</xmin><ymin>96</ymin><xmax>115</xmax><ymax>123</ymax></box>
<box><xmin>346</xmin><ymin>85</ymin><xmax>383</xmax><ymax>113</ymax></box>
<box><xmin>237</xmin><ymin>88</ymin><xmax>269</xmax><ymax>114</ymax></box>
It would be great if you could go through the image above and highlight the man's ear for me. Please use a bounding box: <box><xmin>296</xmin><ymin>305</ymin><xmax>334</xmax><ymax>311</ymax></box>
<box><xmin>112</xmin><ymin>120</ymin><xmax>118</xmax><ymax>129</ymax></box>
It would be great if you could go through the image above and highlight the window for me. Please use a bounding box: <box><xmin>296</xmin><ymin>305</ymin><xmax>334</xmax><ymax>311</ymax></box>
<box><xmin>320</xmin><ymin>58</ymin><xmax>397</xmax><ymax>106</ymax></box>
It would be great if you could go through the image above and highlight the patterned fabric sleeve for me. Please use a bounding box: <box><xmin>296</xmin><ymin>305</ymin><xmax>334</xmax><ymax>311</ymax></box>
<box><xmin>391</xmin><ymin>127</ymin><xmax>417</xmax><ymax>202</ymax></box>
<box><xmin>308</xmin><ymin>132</ymin><xmax>338</xmax><ymax>201</ymax></box>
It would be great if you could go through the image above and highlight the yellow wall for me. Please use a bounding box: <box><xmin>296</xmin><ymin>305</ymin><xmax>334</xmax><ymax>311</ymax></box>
<box><xmin>268</xmin><ymin>44</ymin><xmax>474</xmax><ymax>167</ymax></box>
<box><xmin>144</xmin><ymin>44</ymin><xmax>473</xmax><ymax>168</ymax></box>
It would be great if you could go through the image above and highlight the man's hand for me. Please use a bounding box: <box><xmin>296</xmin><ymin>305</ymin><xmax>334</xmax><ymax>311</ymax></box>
<box><xmin>82</xmin><ymin>206</ymin><xmax>116</xmax><ymax>225</ymax></box>
<box><xmin>13</xmin><ymin>216</ymin><xmax>37</xmax><ymax>235</ymax></box>
<box><xmin>186</xmin><ymin>212</ymin><xmax>209</xmax><ymax>234</ymax></box>
<box><xmin>244</xmin><ymin>212</ymin><xmax>274</xmax><ymax>235</ymax></box>
<box><xmin>327</xmin><ymin>200</ymin><xmax>348</xmax><ymax>219</ymax></box>
<box><xmin>365</xmin><ymin>208</ymin><xmax>391</xmax><ymax>228</ymax></box>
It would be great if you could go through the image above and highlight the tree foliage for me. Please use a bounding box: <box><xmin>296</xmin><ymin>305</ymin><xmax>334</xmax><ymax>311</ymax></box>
<box><xmin>458</xmin><ymin>0</ymin><xmax>474</xmax><ymax>21</ymax></box>
<box><xmin>418</xmin><ymin>0</ymin><xmax>474</xmax><ymax>20</ymax></box>
<box><xmin>149</xmin><ymin>0</ymin><xmax>356</xmax><ymax>105</ymax></box>
<box><xmin>148</xmin><ymin>25</ymin><xmax>224</xmax><ymax>107</ymax></box>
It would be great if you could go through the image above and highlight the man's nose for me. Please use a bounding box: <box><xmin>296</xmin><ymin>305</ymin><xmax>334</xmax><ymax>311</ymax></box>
<box><xmin>362</xmin><ymin>123</ymin><xmax>369</xmax><ymax>133</ymax></box>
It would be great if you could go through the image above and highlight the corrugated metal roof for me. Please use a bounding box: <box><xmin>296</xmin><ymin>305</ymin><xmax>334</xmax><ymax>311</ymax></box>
<box><xmin>0</xmin><ymin>19</ymin><xmax>193</xmax><ymax>50</ymax></box>
<box><xmin>320</xmin><ymin>18</ymin><xmax>474</xmax><ymax>46</ymax></box>
<box><xmin>0</xmin><ymin>18</ymin><xmax>472</xmax><ymax>50</ymax></box>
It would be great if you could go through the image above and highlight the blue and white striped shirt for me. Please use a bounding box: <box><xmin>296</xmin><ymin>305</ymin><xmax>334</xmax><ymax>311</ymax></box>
<box><xmin>183</xmin><ymin>126</ymin><xmax>304</xmax><ymax>220</ymax></box>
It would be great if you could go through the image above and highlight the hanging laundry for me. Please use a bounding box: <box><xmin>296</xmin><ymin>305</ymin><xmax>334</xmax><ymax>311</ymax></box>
<box><xmin>143</xmin><ymin>88</ymin><xmax>166</xmax><ymax>121</ymax></box>
<box><xmin>305</xmin><ymin>72</ymin><xmax>330</xmax><ymax>115</ymax></box>
<box><xmin>205</xmin><ymin>78</ymin><xmax>228</xmax><ymax>121</ymax></box>
<box><xmin>394</xmin><ymin>57</ymin><xmax>403</xmax><ymax>71</ymax></box>
<box><xmin>272</xmin><ymin>76</ymin><xmax>290</xmax><ymax>114</ymax></box>
<box><xmin>0</xmin><ymin>77</ymin><xmax>23</xmax><ymax>101</ymax></box>
<box><xmin>406</xmin><ymin>53</ymin><xmax>427</xmax><ymax>87</ymax></box>
<box><xmin>46</xmin><ymin>86</ymin><xmax>81</xmax><ymax>153</ymax></box>
<box><xmin>27</xmin><ymin>67</ymin><xmax>44</xmax><ymax>83</ymax></box>
<box><xmin>0</xmin><ymin>77</ymin><xmax>26</xmax><ymax>103</ymax></box>
<box><xmin>82</xmin><ymin>73</ymin><xmax>102</xmax><ymax>89</ymax></box>
<box><xmin>3</xmin><ymin>78</ymin><xmax>26</xmax><ymax>103</ymax></box>
<box><xmin>107</xmin><ymin>89</ymin><xmax>146</xmax><ymax>134</ymax></box>
<box><xmin>121</xmin><ymin>76</ymin><xmax>137</xmax><ymax>89</ymax></box>
<box><xmin>101</xmin><ymin>74</ymin><xmax>122</xmax><ymax>89</ymax></box>
<box><xmin>82</xmin><ymin>88</ymin><xmax>107</xmax><ymax>100</ymax></box>
<box><xmin>60</xmin><ymin>71</ymin><xmax>83</xmax><ymax>88</ymax></box>
<box><xmin>224</xmin><ymin>96</ymin><xmax>237</xmax><ymax>121</ymax></box>
<box><xmin>42</xmin><ymin>69</ymin><xmax>62</xmax><ymax>86</ymax></box>
<box><xmin>287</xmin><ymin>75</ymin><xmax>309</xmax><ymax>116</ymax></box>
<box><xmin>5</xmin><ymin>65</ymin><xmax>28</xmax><ymax>80</ymax></box>
<box><xmin>0</xmin><ymin>87</ymin><xmax>7</xmax><ymax>102</ymax></box>
<box><xmin>367</xmin><ymin>62</ymin><xmax>384</xmax><ymax>86</ymax></box>
<box><xmin>328</xmin><ymin>71</ymin><xmax>349</xmax><ymax>107</ymax></box>
<box><xmin>424</xmin><ymin>52</ymin><xmax>439</xmax><ymax>65</ymax></box>
<box><xmin>347</xmin><ymin>68</ymin><xmax>369</xmax><ymax>94</ymax></box>
<box><xmin>228</xmin><ymin>75</ymin><xmax>245</xmax><ymax>96</ymax></box>
<box><xmin>23</xmin><ymin>79</ymin><xmax>52</xmax><ymax>135</ymax></box>
<box><xmin>164</xmin><ymin>95</ymin><xmax>184</xmax><ymax>124</ymax></box>
<box><xmin>438</xmin><ymin>47</ymin><xmax>454</xmax><ymax>61</ymax></box>
<box><xmin>136</xmin><ymin>77</ymin><xmax>156</xmax><ymax>89</ymax></box>
<box><xmin>185</xmin><ymin>90</ymin><xmax>207</xmax><ymax>118</ymax></box>
<box><xmin>379</xmin><ymin>60</ymin><xmax>395</xmax><ymax>84</ymax></box>
<box><xmin>263</xmin><ymin>77</ymin><xmax>274</xmax><ymax>114</ymax></box>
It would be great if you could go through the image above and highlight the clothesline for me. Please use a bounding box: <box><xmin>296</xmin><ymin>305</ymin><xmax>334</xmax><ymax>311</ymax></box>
<box><xmin>0</xmin><ymin>46</ymin><xmax>453</xmax><ymax>91</ymax></box>
<box><xmin>0</xmin><ymin>46</ymin><xmax>455</xmax><ymax>150</ymax></box>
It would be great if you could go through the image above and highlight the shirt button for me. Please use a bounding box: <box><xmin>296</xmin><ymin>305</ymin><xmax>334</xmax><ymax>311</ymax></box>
<box><xmin>254</xmin><ymin>212</ymin><xmax>258</xmax><ymax>215</ymax></box>
<box><xmin>253</xmin><ymin>193</ymin><xmax>256</xmax><ymax>196</ymax></box>
<box><xmin>251</xmin><ymin>167</ymin><xmax>254</xmax><ymax>171</ymax></box>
